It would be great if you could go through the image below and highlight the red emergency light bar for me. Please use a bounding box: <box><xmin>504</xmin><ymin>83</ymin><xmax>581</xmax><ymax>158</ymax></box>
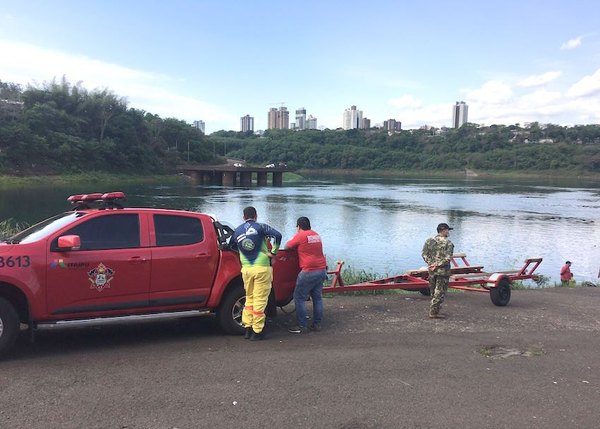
<box><xmin>67</xmin><ymin>192</ymin><xmax>126</xmax><ymax>204</ymax></box>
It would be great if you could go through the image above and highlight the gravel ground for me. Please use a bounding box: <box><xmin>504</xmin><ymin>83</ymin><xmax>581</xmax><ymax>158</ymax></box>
<box><xmin>1</xmin><ymin>287</ymin><xmax>600</xmax><ymax>429</ymax></box>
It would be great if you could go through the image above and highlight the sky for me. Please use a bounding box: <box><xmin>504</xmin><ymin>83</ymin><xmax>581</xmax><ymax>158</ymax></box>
<box><xmin>1</xmin><ymin>0</ymin><xmax>600</xmax><ymax>133</ymax></box>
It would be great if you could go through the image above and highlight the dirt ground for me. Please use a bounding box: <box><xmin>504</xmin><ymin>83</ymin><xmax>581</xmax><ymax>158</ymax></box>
<box><xmin>1</xmin><ymin>287</ymin><xmax>600</xmax><ymax>429</ymax></box>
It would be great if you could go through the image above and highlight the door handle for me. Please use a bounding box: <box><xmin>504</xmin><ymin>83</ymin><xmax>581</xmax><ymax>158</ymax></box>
<box><xmin>128</xmin><ymin>256</ymin><xmax>148</xmax><ymax>263</ymax></box>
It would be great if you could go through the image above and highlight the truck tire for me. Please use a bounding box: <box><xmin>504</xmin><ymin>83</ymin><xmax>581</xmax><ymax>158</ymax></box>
<box><xmin>217</xmin><ymin>283</ymin><xmax>246</xmax><ymax>335</ymax></box>
<box><xmin>490</xmin><ymin>278</ymin><xmax>511</xmax><ymax>306</ymax></box>
<box><xmin>419</xmin><ymin>288</ymin><xmax>431</xmax><ymax>296</ymax></box>
<box><xmin>0</xmin><ymin>298</ymin><xmax>19</xmax><ymax>357</ymax></box>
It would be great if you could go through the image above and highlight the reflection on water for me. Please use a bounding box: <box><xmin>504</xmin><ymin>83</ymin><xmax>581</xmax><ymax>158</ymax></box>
<box><xmin>1</xmin><ymin>177</ymin><xmax>598</xmax><ymax>284</ymax></box>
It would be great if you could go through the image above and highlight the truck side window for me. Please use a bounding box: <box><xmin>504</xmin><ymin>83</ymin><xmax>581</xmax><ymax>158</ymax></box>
<box><xmin>54</xmin><ymin>214</ymin><xmax>140</xmax><ymax>251</ymax></box>
<box><xmin>154</xmin><ymin>214</ymin><xmax>203</xmax><ymax>247</ymax></box>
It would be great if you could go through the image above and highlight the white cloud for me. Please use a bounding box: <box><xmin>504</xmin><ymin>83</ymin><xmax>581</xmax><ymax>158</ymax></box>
<box><xmin>560</xmin><ymin>36</ymin><xmax>582</xmax><ymax>50</ymax></box>
<box><xmin>1</xmin><ymin>40</ymin><xmax>162</xmax><ymax>86</ymax></box>
<box><xmin>393</xmin><ymin>75</ymin><xmax>600</xmax><ymax>129</ymax></box>
<box><xmin>518</xmin><ymin>71</ymin><xmax>562</xmax><ymax>88</ymax></box>
<box><xmin>0</xmin><ymin>39</ymin><xmax>230</xmax><ymax>125</ymax></box>
<box><xmin>464</xmin><ymin>80</ymin><xmax>513</xmax><ymax>104</ymax></box>
<box><xmin>567</xmin><ymin>68</ymin><xmax>600</xmax><ymax>98</ymax></box>
<box><xmin>468</xmin><ymin>81</ymin><xmax>600</xmax><ymax>127</ymax></box>
<box><xmin>518</xmin><ymin>90</ymin><xmax>562</xmax><ymax>110</ymax></box>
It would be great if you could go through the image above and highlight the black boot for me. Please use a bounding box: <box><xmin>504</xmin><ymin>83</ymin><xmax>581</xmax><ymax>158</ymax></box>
<box><xmin>244</xmin><ymin>327</ymin><xmax>252</xmax><ymax>339</ymax></box>
<box><xmin>250</xmin><ymin>329</ymin><xmax>265</xmax><ymax>341</ymax></box>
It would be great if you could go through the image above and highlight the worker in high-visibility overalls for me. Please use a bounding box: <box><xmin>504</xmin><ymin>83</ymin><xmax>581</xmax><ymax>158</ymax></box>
<box><xmin>231</xmin><ymin>206</ymin><xmax>282</xmax><ymax>340</ymax></box>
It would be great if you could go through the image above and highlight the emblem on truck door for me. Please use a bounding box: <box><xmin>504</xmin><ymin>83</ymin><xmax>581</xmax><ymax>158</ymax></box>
<box><xmin>87</xmin><ymin>263</ymin><xmax>115</xmax><ymax>291</ymax></box>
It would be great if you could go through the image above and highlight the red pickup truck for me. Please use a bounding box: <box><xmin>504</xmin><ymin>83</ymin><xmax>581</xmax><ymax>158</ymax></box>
<box><xmin>0</xmin><ymin>192</ymin><xmax>299</xmax><ymax>356</ymax></box>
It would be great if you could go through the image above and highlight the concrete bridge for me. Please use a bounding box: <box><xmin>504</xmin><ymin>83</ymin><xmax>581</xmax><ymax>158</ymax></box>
<box><xmin>178</xmin><ymin>165</ymin><xmax>288</xmax><ymax>186</ymax></box>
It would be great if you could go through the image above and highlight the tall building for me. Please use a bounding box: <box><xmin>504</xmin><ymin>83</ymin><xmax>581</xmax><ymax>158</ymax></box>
<box><xmin>268</xmin><ymin>108</ymin><xmax>278</xmax><ymax>129</ymax></box>
<box><xmin>240</xmin><ymin>114</ymin><xmax>254</xmax><ymax>132</ymax></box>
<box><xmin>295</xmin><ymin>108</ymin><xmax>307</xmax><ymax>130</ymax></box>
<box><xmin>267</xmin><ymin>106</ymin><xmax>289</xmax><ymax>129</ymax></box>
<box><xmin>383</xmin><ymin>119</ymin><xmax>402</xmax><ymax>132</ymax></box>
<box><xmin>342</xmin><ymin>105</ymin><xmax>363</xmax><ymax>130</ymax></box>
<box><xmin>452</xmin><ymin>101</ymin><xmax>468</xmax><ymax>128</ymax></box>
<box><xmin>307</xmin><ymin>115</ymin><xmax>318</xmax><ymax>130</ymax></box>
<box><xmin>192</xmin><ymin>120</ymin><xmax>205</xmax><ymax>133</ymax></box>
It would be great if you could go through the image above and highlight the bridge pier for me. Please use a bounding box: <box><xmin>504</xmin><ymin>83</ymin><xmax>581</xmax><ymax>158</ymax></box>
<box><xmin>272</xmin><ymin>172</ymin><xmax>283</xmax><ymax>187</ymax></box>
<box><xmin>202</xmin><ymin>172</ymin><xmax>213</xmax><ymax>185</ymax></box>
<box><xmin>211</xmin><ymin>172</ymin><xmax>223</xmax><ymax>186</ymax></box>
<box><xmin>222</xmin><ymin>171</ymin><xmax>236</xmax><ymax>186</ymax></box>
<box><xmin>257</xmin><ymin>172</ymin><xmax>268</xmax><ymax>186</ymax></box>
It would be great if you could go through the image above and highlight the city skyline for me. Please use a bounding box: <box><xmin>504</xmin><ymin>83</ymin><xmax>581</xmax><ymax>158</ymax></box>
<box><xmin>1</xmin><ymin>1</ymin><xmax>599</xmax><ymax>133</ymax></box>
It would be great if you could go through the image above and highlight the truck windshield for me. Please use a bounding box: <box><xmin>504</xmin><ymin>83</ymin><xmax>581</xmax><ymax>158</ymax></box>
<box><xmin>9</xmin><ymin>212</ymin><xmax>85</xmax><ymax>244</ymax></box>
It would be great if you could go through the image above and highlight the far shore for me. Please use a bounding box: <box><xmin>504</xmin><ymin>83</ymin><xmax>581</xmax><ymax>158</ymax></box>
<box><xmin>297</xmin><ymin>168</ymin><xmax>600</xmax><ymax>181</ymax></box>
<box><xmin>0</xmin><ymin>168</ymin><xmax>599</xmax><ymax>188</ymax></box>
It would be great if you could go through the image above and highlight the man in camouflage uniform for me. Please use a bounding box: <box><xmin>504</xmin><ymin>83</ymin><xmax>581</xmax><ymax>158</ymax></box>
<box><xmin>421</xmin><ymin>223</ymin><xmax>455</xmax><ymax>319</ymax></box>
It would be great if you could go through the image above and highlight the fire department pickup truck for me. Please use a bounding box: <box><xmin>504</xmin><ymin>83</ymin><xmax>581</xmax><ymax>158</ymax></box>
<box><xmin>0</xmin><ymin>192</ymin><xmax>299</xmax><ymax>356</ymax></box>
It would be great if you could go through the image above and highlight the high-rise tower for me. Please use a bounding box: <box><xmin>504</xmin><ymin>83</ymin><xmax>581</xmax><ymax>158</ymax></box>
<box><xmin>452</xmin><ymin>101</ymin><xmax>468</xmax><ymax>128</ymax></box>
<box><xmin>267</xmin><ymin>106</ymin><xmax>289</xmax><ymax>129</ymax></box>
<box><xmin>342</xmin><ymin>105</ymin><xmax>363</xmax><ymax>130</ymax></box>
<box><xmin>295</xmin><ymin>108</ymin><xmax>307</xmax><ymax>130</ymax></box>
<box><xmin>240</xmin><ymin>115</ymin><xmax>254</xmax><ymax>132</ymax></box>
<box><xmin>192</xmin><ymin>120</ymin><xmax>205</xmax><ymax>133</ymax></box>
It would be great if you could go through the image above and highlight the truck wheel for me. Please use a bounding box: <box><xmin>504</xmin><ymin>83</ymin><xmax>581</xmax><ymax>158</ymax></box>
<box><xmin>0</xmin><ymin>298</ymin><xmax>19</xmax><ymax>357</ymax></box>
<box><xmin>490</xmin><ymin>278</ymin><xmax>511</xmax><ymax>306</ymax></box>
<box><xmin>217</xmin><ymin>283</ymin><xmax>246</xmax><ymax>335</ymax></box>
<box><xmin>419</xmin><ymin>288</ymin><xmax>431</xmax><ymax>296</ymax></box>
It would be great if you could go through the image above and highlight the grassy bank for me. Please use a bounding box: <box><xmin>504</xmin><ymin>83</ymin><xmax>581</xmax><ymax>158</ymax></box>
<box><xmin>297</xmin><ymin>168</ymin><xmax>600</xmax><ymax>181</ymax></box>
<box><xmin>0</xmin><ymin>173</ymin><xmax>195</xmax><ymax>188</ymax></box>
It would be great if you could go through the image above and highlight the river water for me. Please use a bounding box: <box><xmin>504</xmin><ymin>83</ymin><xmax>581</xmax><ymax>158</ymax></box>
<box><xmin>1</xmin><ymin>177</ymin><xmax>599</xmax><ymax>284</ymax></box>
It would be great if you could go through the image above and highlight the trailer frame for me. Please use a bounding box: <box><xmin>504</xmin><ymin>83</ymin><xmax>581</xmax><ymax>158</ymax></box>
<box><xmin>323</xmin><ymin>254</ymin><xmax>543</xmax><ymax>306</ymax></box>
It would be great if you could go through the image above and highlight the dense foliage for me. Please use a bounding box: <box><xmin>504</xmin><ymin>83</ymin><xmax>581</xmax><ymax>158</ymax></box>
<box><xmin>220</xmin><ymin>125</ymin><xmax>600</xmax><ymax>173</ymax></box>
<box><xmin>1</xmin><ymin>79</ymin><xmax>599</xmax><ymax>175</ymax></box>
<box><xmin>0</xmin><ymin>78</ymin><xmax>216</xmax><ymax>175</ymax></box>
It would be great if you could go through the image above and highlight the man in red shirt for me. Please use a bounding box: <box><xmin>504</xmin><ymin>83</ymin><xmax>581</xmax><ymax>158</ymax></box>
<box><xmin>560</xmin><ymin>261</ymin><xmax>574</xmax><ymax>286</ymax></box>
<box><xmin>285</xmin><ymin>217</ymin><xmax>327</xmax><ymax>334</ymax></box>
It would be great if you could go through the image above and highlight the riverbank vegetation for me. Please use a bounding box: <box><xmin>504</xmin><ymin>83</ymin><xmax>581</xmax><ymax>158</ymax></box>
<box><xmin>0</xmin><ymin>218</ymin><xmax>27</xmax><ymax>240</ymax></box>
<box><xmin>0</xmin><ymin>172</ymin><xmax>191</xmax><ymax>187</ymax></box>
<box><xmin>1</xmin><ymin>78</ymin><xmax>599</xmax><ymax>177</ymax></box>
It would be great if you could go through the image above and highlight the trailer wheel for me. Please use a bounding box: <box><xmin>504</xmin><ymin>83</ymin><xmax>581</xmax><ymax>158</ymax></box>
<box><xmin>419</xmin><ymin>288</ymin><xmax>431</xmax><ymax>296</ymax></box>
<box><xmin>0</xmin><ymin>298</ymin><xmax>20</xmax><ymax>357</ymax></box>
<box><xmin>217</xmin><ymin>283</ymin><xmax>246</xmax><ymax>335</ymax></box>
<box><xmin>490</xmin><ymin>278</ymin><xmax>511</xmax><ymax>306</ymax></box>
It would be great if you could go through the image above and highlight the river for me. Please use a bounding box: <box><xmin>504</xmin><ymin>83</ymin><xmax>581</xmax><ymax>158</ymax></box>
<box><xmin>1</xmin><ymin>176</ymin><xmax>598</xmax><ymax>284</ymax></box>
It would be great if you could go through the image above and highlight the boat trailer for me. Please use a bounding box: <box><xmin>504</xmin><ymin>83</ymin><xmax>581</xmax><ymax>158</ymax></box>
<box><xmin>322</xmin><ymin>254</ymin><xmax>543</xmax><ymax>306</ymax></box>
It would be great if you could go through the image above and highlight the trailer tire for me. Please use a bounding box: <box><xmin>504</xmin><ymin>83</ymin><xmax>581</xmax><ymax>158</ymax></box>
<box><xmin>419</xmin><ymin>288</ymin><xmax>431</xmax><ymax>296</ymax></box>
<box><xmin>0</xmin><ymin>298</ymin><xmax>20</xmax><ymax>357</ymax></box>
<box><xmin>490</xmin><ymin>278</ymin><xmax>511</xmax><ymax>306</ymax></box>
<box><xmin>217</xmin><ymin>283</ymin><xmax>246</xmax><ymax>335</ymax></box>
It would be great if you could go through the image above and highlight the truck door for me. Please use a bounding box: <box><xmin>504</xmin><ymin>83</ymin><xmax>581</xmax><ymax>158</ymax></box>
<box><xmin>149</xmin><ymin>214</ymin><xmax>219</xmax><ymax>307</ymax></box>
<box><xmin>46</xmin><ymin>212</ymin><xmax>151</xmax><ymax>317</ymax></box>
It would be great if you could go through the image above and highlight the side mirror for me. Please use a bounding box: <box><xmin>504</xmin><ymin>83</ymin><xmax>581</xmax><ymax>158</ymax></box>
<box><xmin>57</xmin><ymin>235</ymin><xmax>81</xmax><ymax>251</ymax></box>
